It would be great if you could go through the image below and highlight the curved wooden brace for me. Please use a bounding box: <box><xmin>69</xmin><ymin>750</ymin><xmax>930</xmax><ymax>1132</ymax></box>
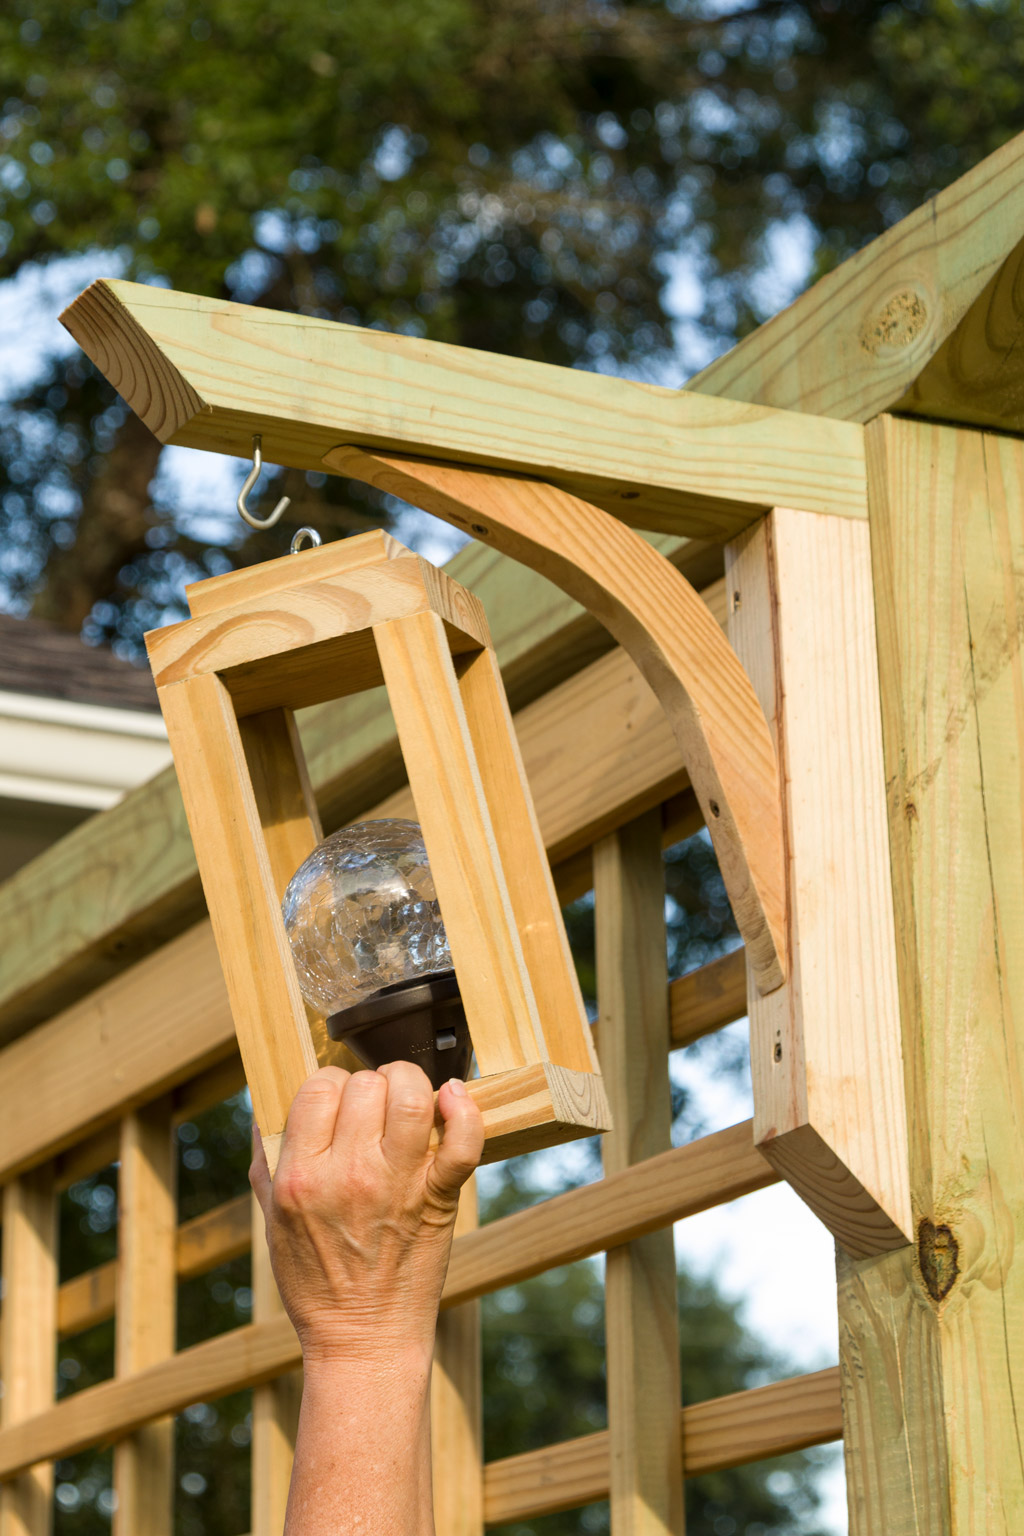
<box><xmin>323</xmin><ymin>445</ymin><xmax>787</xmax><ymax>994</ymax></box>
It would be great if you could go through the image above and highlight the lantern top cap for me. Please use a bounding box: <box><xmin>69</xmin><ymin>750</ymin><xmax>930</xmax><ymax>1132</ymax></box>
<box><xmin>185</xmin><ymin>527</ymin><xmax>413</xmax><ymax>619</ymax></box>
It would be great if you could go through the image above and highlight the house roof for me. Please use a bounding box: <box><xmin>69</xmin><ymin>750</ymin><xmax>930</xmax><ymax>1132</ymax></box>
<box><xmin>0</xmin><ymin>612</ymin><xmax>160</xmax><ymax>712</ymax></box>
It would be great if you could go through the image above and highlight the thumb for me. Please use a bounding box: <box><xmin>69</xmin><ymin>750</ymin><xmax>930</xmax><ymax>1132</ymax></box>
<box><xmin>430</xmin><ymin>1079</ymin><xmax>484</xmax><ymax>1200</ymax></box>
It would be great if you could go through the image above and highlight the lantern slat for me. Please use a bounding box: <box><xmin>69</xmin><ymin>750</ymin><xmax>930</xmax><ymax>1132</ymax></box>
<box><xmin>157</xmin><ymin>671</ymin><xmax>320</xmax><ymax>1174</ymax></box>
<box><xmin>250</xmin><ymin>1194</ymin><xmax>301</xmax><ymax>1536</ymax></box>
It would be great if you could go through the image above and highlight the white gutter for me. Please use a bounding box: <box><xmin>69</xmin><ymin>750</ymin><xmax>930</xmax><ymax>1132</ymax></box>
<box><xmin>0</xmin><ymin>688</ymin><xmax>172</xmax><ymax>810</ymax></box>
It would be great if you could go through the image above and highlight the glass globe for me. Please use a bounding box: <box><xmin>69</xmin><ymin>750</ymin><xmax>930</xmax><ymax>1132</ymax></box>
<box><xmin>282</xmin><ymin>819</ymin><xmax>472</xmax><ymax>1087</ymax></box>
<box><xmin>282</xmin><ymin>819</ymin><xmax>451</xmax><ymax>1016</ymax></box>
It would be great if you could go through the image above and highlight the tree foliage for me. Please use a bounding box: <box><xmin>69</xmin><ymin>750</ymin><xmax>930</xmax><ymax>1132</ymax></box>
<box><xmin>2</xmin><ymin>0</ymin><xmax>1023</xmax><ymax>647</ymax></box>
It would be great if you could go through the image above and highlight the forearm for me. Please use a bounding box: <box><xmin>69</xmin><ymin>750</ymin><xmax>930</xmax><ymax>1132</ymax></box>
<box><xmin>286</xmin><ymin>1348</ymin><xmax>436</xmax><ymax>1536</ymax></box>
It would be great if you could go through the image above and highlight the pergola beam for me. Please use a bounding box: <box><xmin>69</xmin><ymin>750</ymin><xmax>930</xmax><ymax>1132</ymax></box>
<box><xmin>60</xmin><ymin>279</ymin><xmax>867</xmax><ymax>540</ymax></box>
<box><xmin>688</xmin><ymin>129</ymin><xmax>1024</xmax><ymax>431</ymax></box>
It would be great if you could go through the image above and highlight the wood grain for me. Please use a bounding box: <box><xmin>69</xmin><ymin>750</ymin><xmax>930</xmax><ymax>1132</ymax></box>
<box><xmin>482</xmin><ymin>1368</ymin><xmax>844</xmax><ymax>1523</ymax></box>
<box><xmin>442</xmin><ymin>1121</ymin><xmax>775</xmax><ymax>1308</ymax></box>
<box><xmin>431</xmin><ymin>1182</ymin><xmax>483</xmax><ymax>1536</ymax></box>
<box><xmin>60</xmin><ymin>278</ymin><xmax>868</xmax><ymax>536</ymax></box>
<box><xmin>251</xmin><ymin>1195</ymin><xmax>301</xmax><ymax>1536</ymax></box>
<box><xmin>669</xmin><ymin>948</ymin><xmax>747</xmax><ymax>1049</ymax></box>
<box><xmin>0</xmin><ymin>534</ymin><xmax>704</xmax><ymax>1045</ymax></box>
<box><xmin>327</xmin><ymin>449</ymin><xmax>787</xmax><ymax>995</ymax></box>
<box><xmin>157</xmin><ymin>672</ymin><xmax>319</xmax><ymax>1171</ymax></box>
<box><xmin>0</xmin><ymin>540</ymin><xmax>711</xmax><ymax>1050</ymax></box>
<box><xmin>688</xmin><ymin>129</ymin><xmax>1024</xmax><ymax>431</ymax></box>
<box><xmin>866</xmin><ymin>415</ymin><xmax>1024</xmax><ymax>1530</ymax></box>
<box><xmin>0</xmin><ymin>1169</ymin><xmax>56</xmax><ymax>1536</ymax></box>
<box><xmin>726</xmin><ymin>509</ymin><xmax>911</xmax><ymax>1258</ymax></box>
<box><xmin>0</xmin><ymin>1124</ymin><xmax>775</xmax><ymax>1480</ymax></box>
<box><xmin>596</xmin><ymin>814</ymin><xmax>683</xmax><ymax>1536</ymax></box>
<box><xmin>146</xmin><ymin>548</ymin><xmax>489</xmax><ymax>714</ymax></box>
<box><xmin>373</xmin><ymin>609</ymin><xmax>545</xmax><ymax>1075</ymax></box>
<box><xmin>113</xmin><ymin>1103</ymin><xmax>176</xmax><ymax>1536</ymax></box>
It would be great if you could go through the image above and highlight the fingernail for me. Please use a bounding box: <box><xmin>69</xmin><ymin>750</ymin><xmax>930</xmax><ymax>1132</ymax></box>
<box><xmin>448</xmin><ymin>1078</ymin><xmax>467</xmax><ymax>1097</ymax></box>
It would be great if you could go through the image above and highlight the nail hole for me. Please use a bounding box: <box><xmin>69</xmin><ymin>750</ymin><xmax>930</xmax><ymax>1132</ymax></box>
<box><xmin>773</xmin><ymin>1042</ymin><xmax>783</xmax><ymax>1063</ymax></box>
<box><xmin>708</xmin><ymin>800</ymin><xmax>721</xmax><ymax>818</ymax></box>
<box><xmin>732</xmin><ymin>589</ymin><xmax>741</xmax><ymax>610</ymax></box>
<box><xmin>471</xmin><ymin>523</ymin><xmax>489</xmax><ymax>536</ymax></box>
<box><xmin>620</xmin><ymin>490</ymin><xmax>639</xmax><ymax>501</ymax></box>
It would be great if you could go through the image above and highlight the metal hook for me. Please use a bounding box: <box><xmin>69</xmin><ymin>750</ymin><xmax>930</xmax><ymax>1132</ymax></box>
<box><xmin>237</xmin><ymin>435</ymin><xmax>290</xmax><ymax>530</ymax></box>
<box><xmin>290</xmin><ymin>527</ymin><xmax>322</xmax><ymax>554</ymax></box>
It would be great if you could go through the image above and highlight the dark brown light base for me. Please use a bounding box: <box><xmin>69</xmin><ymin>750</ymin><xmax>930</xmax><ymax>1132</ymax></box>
<box><xmin>326</xmin><ymin>970</ymin><xmax>472</xmax><ymax>1089</ymax></box>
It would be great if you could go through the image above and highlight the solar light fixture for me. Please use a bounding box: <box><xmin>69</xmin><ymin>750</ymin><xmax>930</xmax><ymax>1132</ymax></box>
<box><xmin>145</xmin><ymin>528</ymin><xmax>609</xmax><ymax>1173</ymax></box>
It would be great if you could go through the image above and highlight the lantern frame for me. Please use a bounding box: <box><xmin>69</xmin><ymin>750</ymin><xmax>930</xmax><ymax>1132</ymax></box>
<box><xmin>145</xmin><ymin>529</ymin><xmax>609</xmax><ymax>1173</ymax></box>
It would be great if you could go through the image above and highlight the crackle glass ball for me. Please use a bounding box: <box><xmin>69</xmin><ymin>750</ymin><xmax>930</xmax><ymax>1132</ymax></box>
<box><xmin>281</xmin><ymin>819</ymin><xmax>451</xmax><ymax>1016</ymax></box>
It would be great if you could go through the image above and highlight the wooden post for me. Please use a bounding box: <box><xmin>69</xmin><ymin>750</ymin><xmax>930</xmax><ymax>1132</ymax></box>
<box><xmin>596</xmin><ymin>812</ymin><xmax>684</xmax><ymax>1536</ymax></box>
<box><xmin>0</xmin><ymin>1169</ymin><xmax>56</xmax><ymax>1536</ymax></box>
<box><xmin>842</xmin><ymin>415</ymin><xmax>1024</xmax><ymax>1531</ymax></box>
<box><xmin>725</xmin><ymin>508</ymin><xmax>912</xmax><ymax>1257</ymax></box>
<box><xmin>250</xmin><ymin>1201</ymin><xmax>302</xmax><ymax>1536</ymax></box>
<box><xmin>113</xmin><ymin>1102</ymin><xmax>176</xmax><ymax>1536</ymax></box>
<box><xmin>431</xmin><ymin>1181</ymin><xmax>483</xmax><ymax>1536</ymax></box>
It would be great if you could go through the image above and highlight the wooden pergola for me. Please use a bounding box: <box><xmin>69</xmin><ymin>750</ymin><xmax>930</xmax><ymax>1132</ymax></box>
<box><xmin>0</xmin><ymin>125</ymin><xmax>1021</xmax><ymax>1534</ymax></box>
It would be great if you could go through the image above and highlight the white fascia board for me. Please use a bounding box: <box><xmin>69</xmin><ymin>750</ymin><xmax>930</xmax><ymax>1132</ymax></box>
<box><xmin>0</xmin><ymin>689</ymin><xmax>172</xmax><ymax>810</ymax></box>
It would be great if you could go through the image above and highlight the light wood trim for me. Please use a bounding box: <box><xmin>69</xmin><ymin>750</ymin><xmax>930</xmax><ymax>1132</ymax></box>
<box><xmin>157</xmin><ymin>673</ymin><xmax>319</xmax><ymax>1173</ymax></box>
<box><xmin>327</xmin><ymin>450</ymin><xmax>787</xmax><ymax>995</ymax></box>
<box><xmin>596</xmin><ymin>813</ymin><xmax>683</xmax><ymax>1536</ymax></box>
<box><xmin>0</xmin><ymin>1169</ymin><xmax>56</xmax><ymax>1535</ymax></box>
<box><xmin>113</xmin><ymin>1102</ymin><xmax>176</xmax><ymax>1536</ymax></box>
<box><xmin>374</xmin><ymin>611</ymin><xmax>545</xmax><ymax>1076</ymax></box>
<box><xmin>456</xmin><ymin>644</ymin><xmax>596</xmax><ymax>1073</ymax></box>
<box><xmin>0</xmin><ymin>1124</ymin><xmax>775</xmax><ymax>1479</ymax></box>
<box><xmin>481</xmin><ymin>1368</ymin><xmax>844</xmax><ymax>1523</ymax></box>
<box><xmin>185</xmin><ymin>527</ymin><xmax>409</xmax><ymax>617</ymax></box>
<box><xmin>431</xmin><ymin>1182</ymin><xmax>483</xmax><ymax>1536</ymax></box>
<box><xmin>726</xmin><ymin>510</ymin><xmax>911</xmax><ymax>1259</ymax></box>
<box><xmin>146</xmin><ymin>549</ymin><xmax>489</xmax><ymax>714</ymax></box>
<box><xmin>687</xmin><ymin>130</ymin><xmax>1024</xmax><ymax>431</ymax></box>
<box><xmin>60</xmin><ymin>278</ymin><xmax>867</xmax><ymax>536</ymax></box>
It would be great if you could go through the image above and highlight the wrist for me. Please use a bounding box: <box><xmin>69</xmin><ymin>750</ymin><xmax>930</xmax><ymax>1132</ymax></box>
<box><xmin>300</xmin><ymin>1332</ymin><xmax>435</xmax><ymax>1378</ymax></box>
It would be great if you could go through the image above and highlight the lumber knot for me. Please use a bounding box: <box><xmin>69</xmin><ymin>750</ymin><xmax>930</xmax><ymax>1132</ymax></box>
<box><xmin>859</xmin><ymin>287</ymin><xmax>929</xmax><ymax>355</ymax></box>
<box><xmin>917</xmin><ymin>1217</ymin><xmax>960</xmax><ymax>1302</ymax></box>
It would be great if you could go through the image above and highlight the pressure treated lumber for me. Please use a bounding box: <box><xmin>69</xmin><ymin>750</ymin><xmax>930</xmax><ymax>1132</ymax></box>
<box><xmin>482</xmin><ymin>1367</ymin><xmax>843</xmax><ymax>1524</ymax></box>
<box><xmin>863</xmin><ymin>416</ymin><xmax>1024</xmax><ymax>1530</ymax></box>
<box><xmin>596</xmin><ymin>813</ymin><xmax>683</xmax><ymax>1536</ymax></box>
<box><xmin>50</xmin><ymin>942</ymin><xmax>751</xmax><ymax>1346</ymax></box>
<box><xmin>0</xmin><ymin>536</ymin><xmax>709</xmax><ymax>1047</ymax></box>
<box><xmin>0</xmin><ymin>1170</ymin><xmax>56</xmax><ymax>1536</ymax></box>
<box><xmin>431</xmin><ymin>1183</ymin><xmax>483</xmax><ymax>1536</ymax></box>
<box><xmin>60</xmin><ymin>279</ymin><xmax>867</xmax><ymax>538</ymax></box>
<box><xmin>726</xmin><ymin>509</ymin><xmax>910</xmax><ymax>1259</ymax></box>
<box><xmin>0</xmin><ymin>1123</ymin><xmax>776</xmax><ymax>1480</ymax></box>
<box><xmin>327</xmin><ymin>449</ymin><xmax>786</xmax><ymax>994</ymax></box>
<box><xmin>689</xmin><ymin>129</ymin><xmax>1024</xmax><ymax>432</ymax></box>
<box><xmin>251</xmin><ymin>1195</ymin><xmax>301</xmax><ymax>1536</ymax></box>
<box><xmin>113</xmin><ymin>1103</ymin><xmax>176</xmax><ymax>1536</ymax></box>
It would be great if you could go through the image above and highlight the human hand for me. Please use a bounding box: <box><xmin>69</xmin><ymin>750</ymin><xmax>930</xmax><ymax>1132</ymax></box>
<box><xmin>250</xmin><ymin>1062</ymin><xmax>483</xmax><ymax>1368</ymax></box>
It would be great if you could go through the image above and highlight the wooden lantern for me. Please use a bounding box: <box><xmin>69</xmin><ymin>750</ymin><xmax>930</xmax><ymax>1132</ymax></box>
<box><xmin>144</xmin><ymin>529</ymin><xmax>609</xmax><ymax>1172</ymax></box>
